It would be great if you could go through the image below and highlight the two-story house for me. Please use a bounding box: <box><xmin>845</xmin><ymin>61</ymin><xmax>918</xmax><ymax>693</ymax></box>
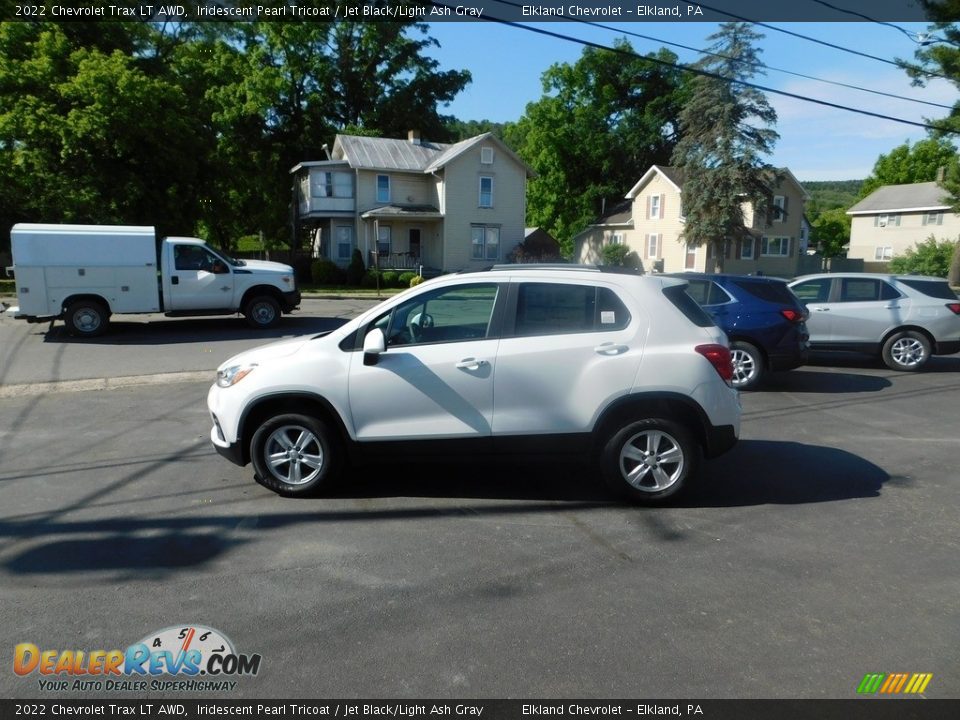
<box><xmin>573</xmin><ymin>165</ymin><xmax>810</xmax><ymax>277</ymax></box>
<box><xmin>846</xmin><ymin>181</ymin><xmax>959</xmax><ymax>272</ymax></box>
<box><xmin>291</xmin><ymin>131</ymin><xmax>534</xmax><ymax>273</ymax></box>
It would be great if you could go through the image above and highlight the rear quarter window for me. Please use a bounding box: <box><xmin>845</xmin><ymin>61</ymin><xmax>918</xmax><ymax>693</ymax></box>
<box><xmin>897</xmin><ymin>278</ymin><xmax>959</xmax><ymax>300</ymax></box>
<box><xmin>663</xmin><ymin>284</ymin><xmax>715</xmax><ymax>328</ymax></box>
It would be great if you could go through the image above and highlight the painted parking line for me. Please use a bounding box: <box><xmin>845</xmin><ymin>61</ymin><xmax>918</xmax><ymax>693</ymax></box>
<box><xmin>0</xmin><ymin>370</ymin><xmax>212</xmax><ymax>398</ymax></box>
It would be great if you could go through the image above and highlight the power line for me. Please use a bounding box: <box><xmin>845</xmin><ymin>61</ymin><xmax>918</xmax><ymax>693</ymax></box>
<box><xmin>533</xmin><ymin>11</ymin><xmax>955</xmax><ymax>111</ymax></box>
<box><xmin>806</xmin><ymin>0</ymin><xmax>960</xmax><ymax>48</ymax></box>
<box><xmin>434</xmin><ymin>5</ymin><xmax>956</xmax><ymax>135</ymax></box>
<box><xmin>695</xmin><ymin>1</ymin><xmax>955</xmax><ymax>83</ymax></box>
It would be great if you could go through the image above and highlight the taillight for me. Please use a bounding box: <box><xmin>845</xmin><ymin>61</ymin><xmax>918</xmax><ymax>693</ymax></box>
<box><xmin>947</xmin><ymin>303</ymin><xmax>960</xmax><ymax>315</ymax></box>
<box><xmin>780</xmin><ymin>308</ymin><xmax>805</xmax><ymax>323</ymax></box>
<box><xmin>695</xmin><ymin>344</ymin><xmax>733</xmax><ymax>384</ymax></box>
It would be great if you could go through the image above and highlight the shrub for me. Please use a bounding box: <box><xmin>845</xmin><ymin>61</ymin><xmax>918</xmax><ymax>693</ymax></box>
<box><xmin>888</xmin><ymin>236</ymin><xmax>958</xmax><ymax>278</ymax></box>
<box><xmin>399</xmin><ymin>272</ymin><xmax>416</xmax><ymax>286</ymax></box>
<box><xmin>601</xmin><ymin>244</ymin><xmax>643</xmax><ymax>272</ymax></box>
<box><xmin>410</xmin><ymin>275</ymin><xmax>425</xmax><ymax>287</ymax></box>
<box><xmin>346</xmin><ymin>248</ymin><xmax>366</xmax><ymax>286</ymax></box>
<box><xmin>310</xmin><ymin>258</ymin><xmax>342</xmax><ymax>285</ymax></box>
<box><xmin>361</xmin><ymin>269</ymin><xmax>382</xmax><ymax>288</ymax></box>
<box><xmin>381</xmin><ymin>271</ymin><xmax>399</xmax><ymax>288</ymax></box>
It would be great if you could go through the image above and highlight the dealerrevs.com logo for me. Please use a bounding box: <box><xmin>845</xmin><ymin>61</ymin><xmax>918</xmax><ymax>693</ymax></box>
<box><xmin>857</xmin><ymin>673</ymin><xmax>934</xmax><ymax>695</ymax></box>
<box><xmin>14</xmin><ymin>625</ymin><xmax>262</xmax><ymax>692</ymax></box>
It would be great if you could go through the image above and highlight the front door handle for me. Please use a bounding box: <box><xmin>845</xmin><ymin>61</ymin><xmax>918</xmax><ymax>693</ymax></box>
<box><xmin>456</xmin><ymin>358</ymin><xmax>488</xmax><ymax>370</ymax></box>
<box><xmin>221</xmin><ymin>286</ymin><xmax>231</xmax><ymax>292</ymax></box>
<box><xmin>814</xmin><ymin>307</ymin><xmax>830</xmax><ymax>312</ymax></box>
<box><xmin>594</xmin><ymin>342</ymin><xmax>629</xmax><ymax>355</ymax></box>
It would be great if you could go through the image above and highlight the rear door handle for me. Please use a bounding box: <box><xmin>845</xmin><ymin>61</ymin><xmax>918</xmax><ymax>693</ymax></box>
<box><xmin>594</xmin><ymin>342</ymin><xmax>629</xmax><ymax>355</ymax></box>
<box><xmin>814</xmin><ymin>307</ymin><xmax>829</xmax><ymax>311</ymax></box>
<box><xmin>455</xmin><ymin>358</ymin><xmax>488</xmax><ymax>370</ymax></box>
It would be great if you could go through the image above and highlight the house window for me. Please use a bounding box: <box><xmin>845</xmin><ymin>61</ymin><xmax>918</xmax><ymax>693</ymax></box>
<box><xmin>377</xmin><ymin>226</ymin><xmax>391</xmax><ymax>256</ymax></box>
<box><xmin>761</xmin><ymin>236</ymin><xmax>790</xmax><ymax>256</ymax></box>
<box><xmin>312</xmin><ymin>172</ymin><xmax>353</xmax><ymax>198</ymax></box>
<box><xmin>471</xmin><ymin>225</ymin><xmax>500</xmax><ymax>261</ymax></box>
<box><xmin>875</xmin><ymin>246</ymin><xmax>893</xmax><ymax>261</ymax></box>
<box><xmin>875</xmin><ymin>214</ymin><xmax>901</xmax><ymax>227</ymax></box>
<box><xmin>741</xmin><ymin>238</ymin><xmax>754</xmax><ymax>259</ymax></box>
<box><xmin>923</xmin><ymin>211</ymin><xmax>944</xmax><ymax>226</ymax></box>
<box><xmin>481</xmin><ymin>147</ymin><xmax>494</xmax><ymax>165</ymax></box>
<box><xmin>479</xmin><ymin>176</ymin><xmax>494</xmax><ymax>208</ymax></box>
<box><xmin>647</xmin><ymin>233</ymin><xmax>659</xmax><ymax>258</ymax></box>
<box><xmin>650</xmin><ymin>195</ymin><xmax>661</xmax><ymax>219</ymax></box>
<box><xmin>773</xmin><ymin>195</ymin><xmax>786</xmax><ymax>223</ymax></box>
<box><xmin>376</xmin><ymin>174</ymin><xmax>390</xmax><ymax>203</ymax></box>
<box><xmin>610</xmin><ymin>233</ymin><xmax>624</xmax><ymax>246</ymax></box>
<box><xmin>336</xmin><ymin>226</ymin><xmax>353</xmax><ymax>260</ymax></box>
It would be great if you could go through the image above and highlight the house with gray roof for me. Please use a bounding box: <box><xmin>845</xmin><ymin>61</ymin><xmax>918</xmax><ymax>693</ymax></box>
<box><xmin>291</xmin><ymin>131</ymin><xmax>534</xmax><ymax>273</ymax></box>
<box><xmin>846</xmin><ymin>181</ymin><xmax>958</xmax><ymax>271</ymax></box>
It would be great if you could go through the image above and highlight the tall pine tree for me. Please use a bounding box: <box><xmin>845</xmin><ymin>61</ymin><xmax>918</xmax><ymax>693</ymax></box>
<box><xmin>670</xmin><ymin>22</ymin><xmax>779</xmax><ymax>272</ymax></box>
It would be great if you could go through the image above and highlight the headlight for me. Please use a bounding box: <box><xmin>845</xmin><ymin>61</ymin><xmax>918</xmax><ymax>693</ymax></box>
<box><xmin>216</xmin><ymin>363</ymin><xmax>257</xmax><ymax>388</ymax></box>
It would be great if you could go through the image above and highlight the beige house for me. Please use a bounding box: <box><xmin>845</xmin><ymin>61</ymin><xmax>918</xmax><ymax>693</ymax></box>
<box><xmin>846</xmin><ymin>181</ymin><xmax>960</xmax><ymax>272</ymax></box>
<box><xmin>291</xmin><ymin>131</ymin><xmax>534</xmax><ymax>273</ymax></box>
<box><xmin>574</xmin><ymin>165</ymin><xmax>811</xmax><ymax>277</ymax></box>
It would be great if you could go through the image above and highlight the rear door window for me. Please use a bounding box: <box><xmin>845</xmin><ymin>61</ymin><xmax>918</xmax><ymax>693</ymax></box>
<box><xmin>840</xmin><ymin>278</ymin><xmax>900</xmax><ymax>302</ymax></box>
<box><xmin>513</xmin><ymin>283</ymin><xmax>631</xmax><ymax>336</ymax></box>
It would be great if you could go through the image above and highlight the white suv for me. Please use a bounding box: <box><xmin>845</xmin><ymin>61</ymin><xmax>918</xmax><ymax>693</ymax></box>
<box><xmin>207</xmin><ymin>266</ymin><xmax>741</xmax><ymax>503</ymax></box>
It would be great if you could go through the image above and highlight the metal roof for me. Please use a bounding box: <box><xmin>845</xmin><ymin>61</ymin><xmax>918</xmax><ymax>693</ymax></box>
<box><xmin>847</xmin><ymin>181</ymin><xmax>952</xmax><ymax>214</ymax></box>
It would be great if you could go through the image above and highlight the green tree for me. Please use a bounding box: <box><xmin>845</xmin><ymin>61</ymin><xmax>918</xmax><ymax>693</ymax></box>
<box><xmin>506</xmin><ymin>40</ymin><xmax>688</xmax><ymax>256</ymax></box>
<box><xmin>811</xmin><ymin>207</ymin><xmax>851</xmax><ymax>258</ymax></box>
<box><xmin>859</xmin><ymin>137</ymin><xmax>958</xmax><ymax>198</ymax></box>
<box><xmin>671</xmin><ymin>22</ymin><xmax>779</xmax><ymax>272</ymax></box>
<box><xmin>888</xmin><ymin>236</ymin><xmax>959</xmax><ymax>277</ymax></box>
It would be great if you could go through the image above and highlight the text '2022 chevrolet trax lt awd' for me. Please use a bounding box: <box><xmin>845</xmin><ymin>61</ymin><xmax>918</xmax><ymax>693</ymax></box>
<box><xmin>208</xmin><ymin>266</ymin><xmax>741</xmax><ymax>504</ymax></box>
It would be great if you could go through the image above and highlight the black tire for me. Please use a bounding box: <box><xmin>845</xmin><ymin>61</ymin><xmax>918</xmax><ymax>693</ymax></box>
<box><xmin>729</xmin><ymin>340</ymin><xmax>764</xmax><ymax>390</ymax></box>
<box><xmin>601</xmin><ymin>418</ymin><xmax>699</xmax><ymax>504</ymax></box>
<box><xmin>882</xmin><ymin>330</ymin><xmax>931</xmax><ymax>371</ymax></box>
<box><xmin>64</xmin><ymin>299</ymin><xmax>109</xmax><ymax>337</ymax></box>
<box><xmin>243</xmin><ymin>295</ymin><xmax>281</xmax><ymax>329</ymax></box>
<box><xmin>250</xmin><ymin>414</ymin><xmax>340</xmax><ymax>496</ymax></box>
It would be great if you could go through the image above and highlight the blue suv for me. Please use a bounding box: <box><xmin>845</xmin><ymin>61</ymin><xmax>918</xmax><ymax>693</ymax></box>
<box><xmin>671</xmin><ymin>273</ymin><xmax>809</xmax><ymax>390</ymax></box>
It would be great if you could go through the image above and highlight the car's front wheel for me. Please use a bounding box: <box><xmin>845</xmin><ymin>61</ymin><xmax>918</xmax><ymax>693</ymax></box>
<box><xmin>250</xmin><ymin>414</ymin><xmax>340</xmax><ymax>496</ymax></box>
<box><xmin>601</xmin><ymin>418</ymin><xmax>699</xmax><ymax>504</ymax></box>
<box><xmin>882</xmin><ymin>330</ymin><xmax>931</xmax><ymax>371</ymax></box>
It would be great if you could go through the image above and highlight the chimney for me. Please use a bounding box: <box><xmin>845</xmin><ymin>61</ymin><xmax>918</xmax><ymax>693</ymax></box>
<box><xmin>937</xmin><ymin>166</ymin><xmax>946</xmax><ymax>184</ymax></box>
<box><xmin>408</xmin><ymin>130</ymin><xmax>421</xmax><ymax>145</ymax></box>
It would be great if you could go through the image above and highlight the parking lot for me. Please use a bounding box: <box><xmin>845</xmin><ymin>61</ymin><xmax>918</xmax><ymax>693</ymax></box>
<box><xmin>1</xmin><ymin>298</ymin><xmax>957</xmax><ymax>698</ymax></box>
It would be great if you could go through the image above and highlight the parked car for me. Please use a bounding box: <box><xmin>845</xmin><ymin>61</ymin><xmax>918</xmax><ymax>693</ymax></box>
<box><xmin>668</xmin><ymin>273</ymin><xmax>809</xmax><ymax>390</ymax></box>
<box><xmin>207</xmin><ymin>265</ymin><xmax>741</xmax><ymax>504</ymax></box>
<box><xmin>788</xmin><ymin>273</ymin><xmax>960</xmax><ymax>371</ymax></box>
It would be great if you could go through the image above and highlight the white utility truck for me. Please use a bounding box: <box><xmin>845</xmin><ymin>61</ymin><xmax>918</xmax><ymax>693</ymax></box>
<box><xmin>8</xmin><ymin>223</ymin><xmax>300</xmax><ymax>336</ymax></box>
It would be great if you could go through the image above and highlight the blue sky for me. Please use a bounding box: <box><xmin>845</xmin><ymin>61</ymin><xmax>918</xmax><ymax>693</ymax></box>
<box><xmin>422</xmin><ymin>21</ymin><xmax>957</xmax><ymax>182</ymax></box>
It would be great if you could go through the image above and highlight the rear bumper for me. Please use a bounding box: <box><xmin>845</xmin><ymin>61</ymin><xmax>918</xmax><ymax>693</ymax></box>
<box><xmin>934</xmin><ymin>339</ymin><xmax>960</xmax><ymax>355</ymax></box>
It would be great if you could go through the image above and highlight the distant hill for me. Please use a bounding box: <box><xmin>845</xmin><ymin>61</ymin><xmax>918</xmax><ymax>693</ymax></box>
<box><xmin>803</xmin><ymin>180</ymin><xmax>864</xmax><ymax>217</ymax></box>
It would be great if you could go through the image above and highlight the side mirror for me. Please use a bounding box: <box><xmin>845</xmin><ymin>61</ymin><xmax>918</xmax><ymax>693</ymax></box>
<box><xmin>363</xmin><ymin>328</ymin><xmax>386</xmax><ymax>366</ymax></box>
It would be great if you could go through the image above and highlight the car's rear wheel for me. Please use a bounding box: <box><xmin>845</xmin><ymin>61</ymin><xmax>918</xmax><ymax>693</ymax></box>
<box><xmin>250</xmin><ymin>414</ymin><xmax>340</xmax><ymax>496</ymax></box>
<box><xmin>601</xmin><ymin>418</ymin><xmax>699</xmax><ymax>504</ymax></box>
<box><xmin>65</xmin><ymin>299</ymin><xmax>110</xmax><ymax>337</ymax></box>
<box><xmin>730</xmin><ymin>341</ymin><xmax>764</xmax><ymax>390</ymax></box>
<box><xmin>882</xmin><ymin>330</ymin><xmax>931</xmax><ymax>371</ymax></box>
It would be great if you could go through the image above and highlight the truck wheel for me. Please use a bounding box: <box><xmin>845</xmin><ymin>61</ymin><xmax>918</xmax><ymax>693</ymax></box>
<box><xmin>65</xmin><ymin>300</ymin><xmax>109</xmax><ymax>338</ymax></box>
<box><xmin>250</xmin><ymin>414</ymin><xmax>340</xmax><ymax>496</ymax></box>
<box><xmin>600</xmin><ymin>418</ymin><xmax>699</xmax><ymax>504</ymax></box>
<box><xmin>243</xmin><ymin>295</ymin><xmax>281</xmax><ymax>329</ymax></box>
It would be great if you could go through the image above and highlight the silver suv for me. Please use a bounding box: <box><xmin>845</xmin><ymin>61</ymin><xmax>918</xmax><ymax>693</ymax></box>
<box><xmin>208</xmin><ymin>266</ymin><xmax>741</xmax><ymax>504</ymax></box>
<box><xmin>789</xmin><ymin>273</ymin><xmax>960</xmax><ymax>371</ymax></box>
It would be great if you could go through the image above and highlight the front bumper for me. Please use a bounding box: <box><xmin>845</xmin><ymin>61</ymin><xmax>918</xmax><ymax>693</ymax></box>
<box><xmin>210</xmin><ymin>424</ymin><xmax>245</xmax><ymax>466</ymax></box>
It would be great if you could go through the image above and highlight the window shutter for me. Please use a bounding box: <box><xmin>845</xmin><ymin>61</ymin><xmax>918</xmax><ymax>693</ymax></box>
<box><xmin>874</xmin><ymin>215</ymin><xmax>879</xmax><ymax>227</ymax></box>
<box><xmin>783</xmin><ymin>196</ymin><xmax>789</xmax><ymax>219</ymax></box>
<box><xmin>939</xmin><ymin>212</ymin><xmax>944</xmax><ymax>225</ymax></box>
<box><xmin>735</xmin><ymin>240</ymin><xmax>742</xmax><ymax>259</ymax></box>
<box><xmin>660</xmin><ymin>194</ymin><xmax>666</xmax><ymax>219</ymax></box>
<box><xmin>923</xmin><ymin>214</ymin><xmax>929</xmax><ymax>226</ymax></box>
<box><xmin>894</xmin><ymin>215</ymin><xmax>901</xmax><ymax>226</ymax></box>
<box><xmin>643</xmin><ymin>234</ymin><xmax>649</xmax><ymax>259</ymax></box>
<box><xmin>646</xmin><ymin>196</ymin><xmax>651</xmax><ymax>220</ymax></box>
<box><xmin>656</xmin><ymin>234</ymin><xmax>661</xmax><ymax>258</ymax></box>
<box><xmin>788</xmin><ymin>238</ymin><xmax>794</xmax><ymax>257</ymax></box>
<box><xmin>725</xmin><ymin>240</ymin><xmax>732</xmax><ymax>259</ymax></box>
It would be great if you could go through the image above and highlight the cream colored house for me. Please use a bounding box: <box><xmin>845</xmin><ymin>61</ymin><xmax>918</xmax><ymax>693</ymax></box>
<box><xmin>291</xmin><ymin>131</ymin><xmax>534</xmax><ymax>273</ymax></box>
<box><xmin>846</xmin><ymin>181</ymin><xmax>960</xmax><ymax>272</ymax></box>
<box><xmin>574</xmin><ymin>165</ymin><xmax>810</xmax><ymax>277</ymax></box>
